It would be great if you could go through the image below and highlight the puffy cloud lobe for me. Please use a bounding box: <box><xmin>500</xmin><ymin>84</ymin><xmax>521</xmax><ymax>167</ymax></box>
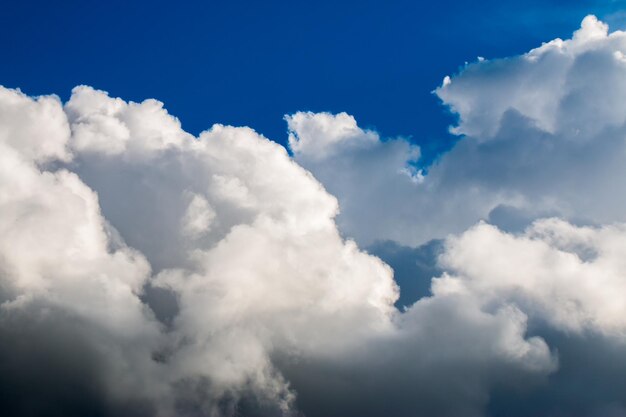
<box><xmin>437</xmin><ymin>219</ymin><xmax>626</xmax><ymax>336</ymax></box>
<box><xmin>428</xmin><ymin>14</ymin><xmax>626</xmax><ymax>230</ymax></box>
<box><xmin>286</xmin><ymin>111</ymin><xmax>380</xmax><ymax>159</ymax></box>
<box><xmin>436</xmin><ymin>15</ymin><xmax>614</xmax><ymax>140</ymax></box>
<box><xmin>288</xmin><ymin>111</ymin><xmax>424</xmax><ymax>245</ymax></box>
<box><xmin>66</xmin><ymin>85</ymin><xmax>192</xmax><ymax>155</ymax></box>
<box><xmin>0</xmin><ymin>84</ymin><xmax>560</xmax><ymax>417</ymax></box>
<box><xmin>0</xmin><ymin>87</ymin><xmax>71</xmax><ymax>163</ymax></box>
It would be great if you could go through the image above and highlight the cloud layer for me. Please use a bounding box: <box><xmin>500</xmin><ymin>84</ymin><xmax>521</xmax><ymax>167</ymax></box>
<box><xmin>1</xmin><ymin>14</ymin><xmax>626</xmax><ymax>417</ymax></box>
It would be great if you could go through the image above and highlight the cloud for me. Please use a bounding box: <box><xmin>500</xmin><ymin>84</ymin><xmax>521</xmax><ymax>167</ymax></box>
<box><xmin>284</xmin><ymin>14</ymin><xmax>626</xmax><ymax>416</ymax></box>
<box><xmin>0</xmin><ymin>88</ymin><xmax>165</xmax><ymax>415</ymax></box>
<box><xmin>2</xmin><ymin>14</ymin><xmax>626</xmax><ymax>417</ymax></box>
<box><xmin>290</xmin><ymin>15</ymin><xmax>626</xmax><ymax>248</ymax></box>
<box><xmin>287</xmin><ymin>111</ymin><xmax>424</xmax><ymax>246</ymax></box>
<box><xmin>286</xmin><ymin>112</ymin><xmax>380</xmax><ymax>160</ymax></box>
<box><xmin>438</xmin><ymin>218</ymin><xmax>626</xmax><ymax>336</ymax></box>
<box><xmin>0</xmin><ymin>84</ymin><xmax>560</xmax><ymax>417</ymax></box>
<box><xmin>436</xmin><ymin>218</ymin><xmax>626</xmax><ymax>416</ymax></box>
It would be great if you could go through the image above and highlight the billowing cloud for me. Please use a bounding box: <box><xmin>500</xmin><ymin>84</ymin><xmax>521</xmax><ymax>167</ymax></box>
<box><xmin>436</xmin><ymin>219</ymin><xmax>626</xmax><ymax>416</ymax></box>
<box><xmin>0</xmin><ymin>87</ymin><xmax>164</xmax><ymax>415</ymax></box>
<box><xmin>290</xmin><ymin>15</ymin><xmax>626</xmax><ymax>248</ymax></box>
<box><xmin>287</xmin><ymin>111</ymin><xmax>424</xmax><ymax>246</ymax></box>
<box><xmin>2</xmin><ymin>13</ymin><xmax>626</xmax><ymax>417</ymax></box>
<box><xmin>1</xmin><ymin>84</ymin><xmax>407</xmax><ymax>415</ymax></box>
<box><xmin>438</xmin><ymin>218</ymin><xmax>626</xmax><ymax>336</ymax></box>
<box><xmin>0</xmin><ymin>84</ymin><xmax>558</xmax><ymax>417</ymax></box>
<box><xmin>286</xmin><ymin>14</ymin><xmax>626</xmax><ymax>416</ymax></box>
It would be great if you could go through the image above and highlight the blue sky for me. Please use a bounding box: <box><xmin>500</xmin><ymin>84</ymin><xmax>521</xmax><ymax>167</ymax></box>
<box><xmin>3</xmin><ymin>0</ymin><xmax>625</xmax><ymax>165</ymax></box>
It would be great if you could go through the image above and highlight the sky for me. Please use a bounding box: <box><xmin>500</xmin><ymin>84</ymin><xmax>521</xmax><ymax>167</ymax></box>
<box><xmin>4</xmin><ymin>2</ymin><xmax>626</xmax><ymax>417</ymax></box>
<box><xmin>3</xmin><ymin>0</ymin><xmax>626</xmax><ymax>164</ymax></box>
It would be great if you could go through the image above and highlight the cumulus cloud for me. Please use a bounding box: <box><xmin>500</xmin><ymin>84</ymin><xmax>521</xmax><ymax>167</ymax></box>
<box><xmin>3</xmin><ymin>13</ymin><xmax>626</xmax><ymax>417</ymax></box>
<box><xmin>290</xmin><ymin>15</ymin><xmax>626</xmax><ymax>248</ymax></box>
<box><xmin>285</xmin><ymin>14</ymin><xmax>626</xmax><ymax>416</ymax></box>
<box><xmin>0</xmin><ymin>84</ymin><xmax>560</xmax><ymax>417</ymax></box>
<box><xmin>0</xmin><ymin>88</ymin><xmax>165</xmax><ymax>415</ymax></box>
<box><xmin>436</xmin><ymin>219</ymin><xmax>626</xmax><ymax>416</ymax></box>
<box><xmin>438</xmin><ymin>218</ymin><xmax>626</xmax><ymax>336</ymax></box>
<box><xmin>287</xmin><ymin>111</ymin><xmax>424</xmax><ymax>245</ymax></box>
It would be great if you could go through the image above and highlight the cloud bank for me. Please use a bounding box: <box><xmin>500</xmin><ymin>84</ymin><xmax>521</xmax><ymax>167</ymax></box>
<box><xmin>1</xmin><ymin>14</ymin><xmax>626</xmax><ymax>417</ymax></box>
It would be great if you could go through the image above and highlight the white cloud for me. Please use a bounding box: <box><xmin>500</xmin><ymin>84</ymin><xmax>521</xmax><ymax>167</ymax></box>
<box><xmin>3</xmin><ymin>14</ymin><xmax>626</xmax><ymax>416</ymax></box>
<box><xmin>286</xmin><ymin>111</ymin><xmax>380</xmax><ymax>159</ymax></box>
<box><xmin>288</xmin><ymin>111</ymin><xmax>424</xmax><ymax>246</ymax></box>
<box><xmin>290</xmin><ymin>15</ymin><xmax>626</xmax><ymax>248</ymax></box>
<box><xmin>0</xmin><ymin>88</ymin><xmax>71</xmax><ymax>163</ymax></box>
<box><xmin>0</xmin><ymin>84</ymin><xmax>561</xmax><ymax>416</ymax></box>
<box><xmin>63</xmin><ymin>85</ymin><xmax>408</xmax><ymax>413</ymax></box>
<box><xmin>436</xmin><ymin>14</ymin><xmax>622</xmax><ymax>140</ymax></box>
<box><xmin>281</xmin><ymin>15</ymin><xmax>626</xmax><ymax>415</ymax></box>
<box><xmin>66</xmin><ymin>85</ymin><xmax>192</xmax><ymax>156</ymax></box>
<box><xmin>0</xmin><ymin>87</ymin><xmax>165</xmax><ymax>410</ymax></box>
<box><xmin>437</xmin><ymin>218</ymin><xmax>626</xmax><ymax>336</ymax></box>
